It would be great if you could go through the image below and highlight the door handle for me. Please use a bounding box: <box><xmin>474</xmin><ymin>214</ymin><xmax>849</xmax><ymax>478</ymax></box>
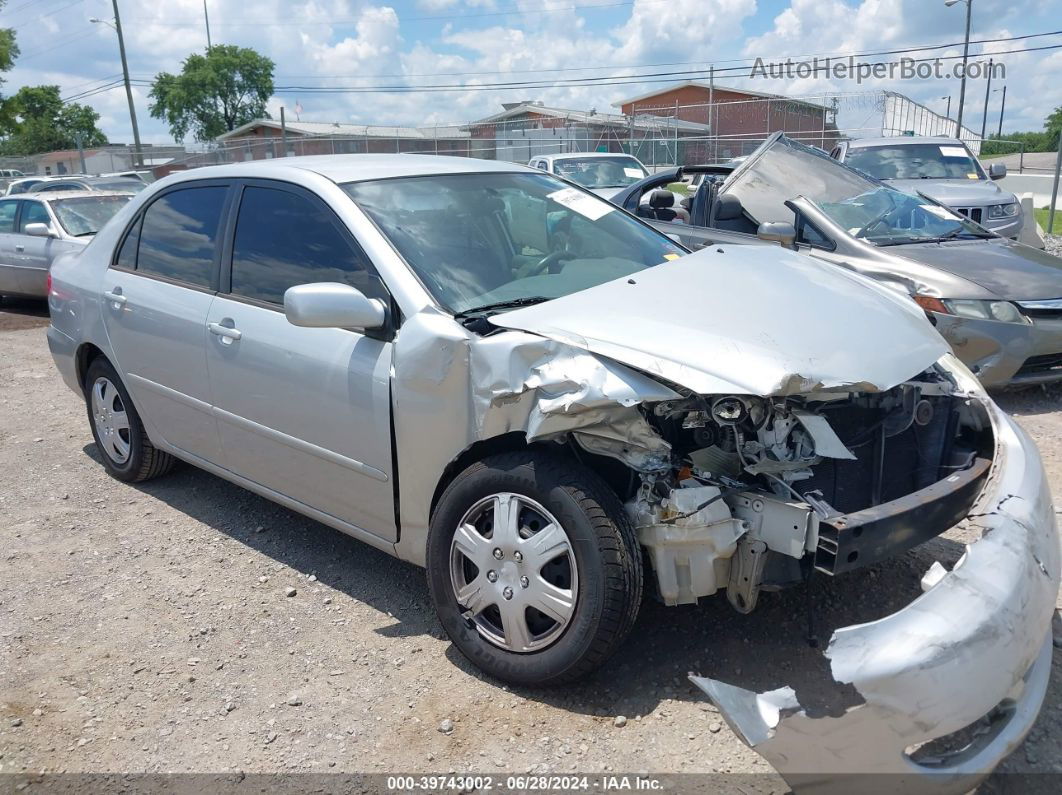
<box><xmin>208</xmin><ymin>322</ymin><xmax>242</xmax><ymax>342</ymax></box>
<box><xmin>14</xmin><ymin>244</ymin><xmax>24</xmax><ymax>252</ymax></box>
<box><xmin>103</xmin><ymin>290</ymin><xmax>127</xmax><ymax>307</ymax></box>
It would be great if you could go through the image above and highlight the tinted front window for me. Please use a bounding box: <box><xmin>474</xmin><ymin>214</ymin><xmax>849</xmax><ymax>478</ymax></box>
<box><xmin>845</xmin><ymin>143</ymin><xmax>985</xmax><ymax>180</ymax></box>
<box><xmin>230</xmin><ymin>186</ymin><xmax>386</xmax><ymax>305</ymax></box>
<box><xmin>0</xmin><ymin>200</ymin><xmax>16</xmax><ymax>232</ymax></box>
<box><xmin>552</xmin><ymin>156</ymin><xmax>648</xmax><ymax>189</ymax></box>
<box><xmin>343</xmin><ymin>172</ymin><xmax>684</xmax><ymax>314</ymax></box>
<box><xmin>18</xmin><ymin>201</ymin><xmax>50</xmax><ymax>231</ymax></box>
<box><xmin>19</xmin><ymin>199</ymin><xmax>51</xmax><ymax>231</ymax></box>
<box><xmin>137</xmin><ymin>187</ymin><xmax>227</xmax><ymax>287</ymax></box>
<box><xmin>53</xmin><ymin>195</ymin><xmax>131</xmax><ymax>236</ymax></box>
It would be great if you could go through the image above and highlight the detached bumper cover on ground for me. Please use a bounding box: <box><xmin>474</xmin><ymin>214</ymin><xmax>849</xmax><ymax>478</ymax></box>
<box><xmin>692</xmin><ymin>389</ymin><xmax>1061</xmax><ymax>794</ymax></box>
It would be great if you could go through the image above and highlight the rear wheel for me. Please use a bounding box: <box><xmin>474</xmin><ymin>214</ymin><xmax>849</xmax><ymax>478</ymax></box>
<box><xmin>84</xmin><ymin>357</ymin><xmax>175</xmax><ymax>482</ymax></box>
<box><xmin>427</xmin><ymin>450</ymin><xmax>642</xmax><ymax>686</ymax></box>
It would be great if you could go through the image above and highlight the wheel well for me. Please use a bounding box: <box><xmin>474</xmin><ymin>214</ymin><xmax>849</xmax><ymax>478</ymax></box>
<box><xmin>429</xmin><ymin>432</ymin><xmax>640</xmax><ymax>520</ymax></box>
<box><xmin>76</xmin><ymin>343</ymin><xmax>106</xmax><ymax>389</ymax></box>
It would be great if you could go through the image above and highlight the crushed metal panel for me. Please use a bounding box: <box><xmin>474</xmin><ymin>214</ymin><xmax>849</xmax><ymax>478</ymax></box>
<box><xmin>491</xmin><ymin>248</ymin><xmax>947</xmax><ymax>396</ymax></box>
<box><xmin>688</xmin><ymin>388</ymin><xmax>1060</xmax><ymax>794</ymax></box>
<box><xmin>391</xmin><ymin>310</ymin><xmax>679</xmax><ymax>565</ymax></box>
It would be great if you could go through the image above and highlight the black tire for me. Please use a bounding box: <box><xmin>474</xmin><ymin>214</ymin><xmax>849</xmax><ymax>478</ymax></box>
<box><xmin>83</xmin><ymin>357</ymin><xmax>176</xmax><ymax>483</ymax></box>
<box><xmin>426</xmin><ymin>450</ymin><xmax>642</xmax><ymax>687</ymax></box>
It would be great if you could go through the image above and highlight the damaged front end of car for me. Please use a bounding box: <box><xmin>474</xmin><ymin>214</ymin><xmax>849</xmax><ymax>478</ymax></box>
<box><xmin>394</xmin><ymin>247</ymin><xmax>1058</xmax><ymax>790</ymax></box>
<box><xmin>682</xmin><ymin>357</ymin><xmax>1060</xmax><ymax>794</ymax></box>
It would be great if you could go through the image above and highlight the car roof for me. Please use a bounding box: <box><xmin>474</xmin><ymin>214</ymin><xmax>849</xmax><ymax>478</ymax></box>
<box><xmin>23</xmin><ymin>190</ymin><xmax>134</xmax><ymax>201</ymax></box>
<box><xmin>846</xmin><ymin>136</ymin><xmax>968</xmax><ymax>149</ymax></box>
<box><xmin>542</xmin><ymin>152</ymin><xmax>639</xmax><ymax>162</ymax></box>
<box><xmin>163</xmin><ymin>154</ymin><xmax>533</xmax><ymax>186</ymax></box>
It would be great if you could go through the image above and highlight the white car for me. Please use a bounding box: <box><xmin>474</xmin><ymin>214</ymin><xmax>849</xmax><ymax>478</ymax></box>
<box><xmin>528</xmin><ymin>152</ymin><xmax>649</xmax><ymax>199</ymax></box>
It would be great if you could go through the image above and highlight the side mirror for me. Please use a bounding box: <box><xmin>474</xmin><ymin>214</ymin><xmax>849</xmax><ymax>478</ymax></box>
<box><xmin>757</xmin><ymin>221</ymin><xmax>797</xmax><ymax>248</ymax></box>
<box><xmin>988</xmin><ymin>162</ymin><xmax>1007</xmax><ymax>180</ymax></box>
<box><xmin>24</xmin><ymin>222</ymin><xmax>55</xmax><ymax>238</ymax></box>
<box><xmin>284</xmin><ymin>282</ymin><xmax>386</xmax><ymax>330</ymax></box>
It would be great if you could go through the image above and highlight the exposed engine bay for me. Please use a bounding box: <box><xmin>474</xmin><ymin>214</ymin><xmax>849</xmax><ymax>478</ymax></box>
<box><xmin>623</xmin><ymin>367</ymin><xmax>993</xmax><ymax>610</ymax></box>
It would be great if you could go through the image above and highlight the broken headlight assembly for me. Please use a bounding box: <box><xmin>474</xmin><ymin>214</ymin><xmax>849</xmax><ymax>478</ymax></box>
<box><xmin>914</xmin><ymin>295</ymin><xmax>1030</xmax><ymax>324</ymax></box>
<box><xmin>626</xmin><ymin>365</ymin><xmax>993</xmax><ymax>614</ymax></box>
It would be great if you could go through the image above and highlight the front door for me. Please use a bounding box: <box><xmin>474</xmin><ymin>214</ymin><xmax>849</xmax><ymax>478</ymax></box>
<box><xmin>205</xmin><ymin>181</ymin><xmax>397</xmax><ymax>539</ymax></box>
<box><xmin>100</xmin><ymin>182</ymin><xmax>231</xmax><ymax>462</ymax></box>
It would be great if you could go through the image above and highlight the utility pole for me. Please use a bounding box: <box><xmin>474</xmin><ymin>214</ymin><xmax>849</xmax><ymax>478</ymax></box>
<box><xmin>1049</xmin><ymin>129</ymin><xmax>1061</xmax><ymax>235</ymax></box>
<box><xmin>996</xmin><ymin>85</ymin><xmax>1006</xmax><ymax>137</ymax></box>
<box><xmin>95</xmin><ymin>3</ymin><xmax>143</xmax><ymax>168</ymax></box>
<box><xmin>943</xmin><ymin>95</ymin><xmax>951</xmax><ymax>120</ymax></box>
<box><xmin>74</xmin><ymin>132</ymin><xmax>87</xmax><ymax>174</ymax></box>
<box><xmin>280</xmin><ymin>106</ymin><xmax>288</xmax><ymax>157</ymax></box>
<box><xmin>945</xmin><ymin>0</ymin><xmax>973</xmax><ymax>139</ymax></box>
<box><xmin>203</xmin><ymin>0</ymin><xmax>212</xmax><ymax>49</ymax></box>
<box><xmin>980</xmin><ymin>58</ymin><xmax>992</xmax><ymax>140</ymax></box>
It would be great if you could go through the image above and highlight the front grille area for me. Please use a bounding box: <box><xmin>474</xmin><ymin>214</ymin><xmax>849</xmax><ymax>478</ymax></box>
<box><xmin>1016</xmin><ymin>353</ymin><xmax>1062</xmax><ymax>377</ymax></box>
<box><xmin>955</xmin><ymin>206</ymin><xmax>984</xmax><ymax>224</ymax></box>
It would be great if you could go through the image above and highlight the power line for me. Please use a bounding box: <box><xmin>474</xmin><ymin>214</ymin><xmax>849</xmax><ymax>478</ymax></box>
<box><xmin>267</xmin><ymin>40</ymin><xmax>1062</xmax><ymax>95</ymax></box>
<box><xmin>16</xmin><ymin>27</ymin><xmax>99</xmax><ymax>61</ymax></box>
<box><xmin>264</xmin><ymin>29</ymin><xmax>1060</xmax><ymax>85</ymax></box>
<box><xmin>125</xmin><ymin>0</ymin><xmax>653</xmax><ymax>28</ymax></box>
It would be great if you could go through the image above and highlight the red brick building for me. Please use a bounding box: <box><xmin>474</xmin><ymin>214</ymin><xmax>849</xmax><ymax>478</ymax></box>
<box><xmin>615</xmin><ymin>82</ymin><xmax>838</xmax><ymax>160</ymax></box>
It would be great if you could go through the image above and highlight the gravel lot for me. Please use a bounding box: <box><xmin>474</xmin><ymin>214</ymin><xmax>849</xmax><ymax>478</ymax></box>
<box><xmin>1</xmin><ymin>297</ymin><xmax>1060</xmax><ymax>789</ymax></box>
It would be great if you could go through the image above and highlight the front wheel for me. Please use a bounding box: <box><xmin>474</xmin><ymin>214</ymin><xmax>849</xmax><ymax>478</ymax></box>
<box><xmin>426</xmin><ymin>450</ymin><xmax>642</xmax><ymax>686</ymax></box>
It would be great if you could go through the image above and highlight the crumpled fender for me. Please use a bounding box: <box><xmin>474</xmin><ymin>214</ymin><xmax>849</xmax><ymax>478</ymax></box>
<box><xmin>390</xmin><ymin>310</ymin><xmax>678</xmax><ymax>565</ymax></box>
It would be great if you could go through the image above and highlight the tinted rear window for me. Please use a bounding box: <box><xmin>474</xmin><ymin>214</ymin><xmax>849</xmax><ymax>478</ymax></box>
<box><xmin>137</xmin><ymin>187</ymin><xmax>227</xmax><ymax>287</ymax></box>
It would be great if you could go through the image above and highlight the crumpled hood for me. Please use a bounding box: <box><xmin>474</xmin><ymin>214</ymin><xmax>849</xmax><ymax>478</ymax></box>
<box><xmin>492</xmin><ymin>245</ymin><xmax>948</xmax><ymax>396</ymax></box>
<box><xmin>890</xmin><ymin>237</ymin><xmax>1062</xmax><ymax>300</ymax></box>
<box><xmin>886</xmin><ymin>178</ymin><xmax>1014</xmax><ymax>206</ymax></box>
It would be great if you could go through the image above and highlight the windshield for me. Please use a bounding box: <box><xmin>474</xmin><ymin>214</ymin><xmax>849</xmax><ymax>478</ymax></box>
<box><xmin>816</xmin><ymin>187</ymin><xmax>988</xmax><ymax>245</ymax></box>
<box><xmin>51</xmin><ymin>195</ymin><xmax>131</xmax><ymax>236</ymax></box>
<box><xmin>343</xmin><ymin>171</ymin><xmax>684</xmax><ymax>314</ymax></box>
<box><xmin>722</xmin><ymin>135</ymin><xmax>990</xmax><ymax>245</ymax></box>
<box><xmin>551</xmin><ymin>156</ymin><xmax>648</xmax><ymax>189</ymax></box>
<box><xmin>845</xmin><ymin>142</ymin><xmax>986</xmax><ymax>180</ymax></box>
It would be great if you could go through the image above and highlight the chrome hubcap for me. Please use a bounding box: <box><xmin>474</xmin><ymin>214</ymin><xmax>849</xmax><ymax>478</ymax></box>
<box><xmin>449</xmin><ymin>493</ymin><xmax>578</xmax><ymax>653</ymax></box>
<box><xmin>91</xmin><ymin>377</ymin><xmax>131</xmax><ymax>465</ymax></box>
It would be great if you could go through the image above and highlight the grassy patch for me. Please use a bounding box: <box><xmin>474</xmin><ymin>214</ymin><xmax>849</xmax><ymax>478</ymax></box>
<box><xmin>1036</xmin><ymin>207</ymin><xmax>1061</xmax><ymax>232</ymax></box>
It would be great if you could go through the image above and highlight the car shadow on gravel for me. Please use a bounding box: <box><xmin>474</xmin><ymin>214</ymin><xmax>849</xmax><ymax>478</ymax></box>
<box><xmin>992</xmin><ymin>383</ymin><xmax>1062</xmax><ymax>417</ymax></box>
<box><xmin>84</xmin><ymin>441</ymin><xmax>1032</xmax><ymax>726</ymax></box>
<box><xmin>0</xmin><ymin>296</ymin><xmax>49</xmax><ymax>331</ymax></box>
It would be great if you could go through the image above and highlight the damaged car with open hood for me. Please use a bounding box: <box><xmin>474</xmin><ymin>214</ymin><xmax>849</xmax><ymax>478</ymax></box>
<box><xmin>46</xmin><ymin>155</ymin><xmax>1059</xmax><ymax>794</ymax></box>
<box><xmin>614</xmin><ymin>132</ymin><xmax>1062</xmax><ymax>387</ymax></box>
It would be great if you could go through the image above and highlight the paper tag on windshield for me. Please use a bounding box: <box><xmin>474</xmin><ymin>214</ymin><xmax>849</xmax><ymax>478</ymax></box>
<box><xmin>623</xmin><ymin>167</ymin><xmax>643</xmax><ymax>178</ymax></box>
<box><xmin>967</xmin><ymin>173</ymin><xmax>979</xmax><ymax>179</ymax></box>
<box><xmin>939</xmin><ymin>146</ymin><xmax>967</xmax><ymax>158</ymax></box>
<box><xmin>547</xmin><ymin>187</ymin><xmax>614</xmax><ymax>221</ymax></box>
<box><xmin>920</xmin><ymin>204</ymin><xmax>956</xmax><ymax>219</ymax></box>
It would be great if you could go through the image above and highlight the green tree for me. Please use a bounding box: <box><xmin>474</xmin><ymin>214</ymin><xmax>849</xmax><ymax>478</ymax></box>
<box><xmin>0</xmin><ymin>0</ymin><xmax>20</xmax><ymax>135</ymax></box>
<box><xmin>149</xmin><ymin>45</ymin><xmax>274</xmax><ymax>142</ymax></box>
<box><xmin>0</xmin><ymin>85</ymin><xmax>107</xmax><ymax>155</ymax></box>
<box><xmin>1047</xmin><ymin>106</ymin><xmax>1062</xmax><ymax>143</ymax></box>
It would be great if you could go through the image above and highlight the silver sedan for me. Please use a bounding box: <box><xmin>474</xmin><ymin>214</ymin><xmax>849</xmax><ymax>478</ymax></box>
<box><xmin>0</xmin><ymin>191</ymin><xmax>132</xmax><ymax>300</ymax></box>
<box><xmin>46</xmin><ymin>155</ymin><xmax>1058</xmax><ymax>793</ymax></box>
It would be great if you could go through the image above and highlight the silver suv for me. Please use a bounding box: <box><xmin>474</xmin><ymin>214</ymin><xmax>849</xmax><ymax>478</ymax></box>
<box><xmin>46</xmin><ymin>155</ymin><xmax>1058</xmax><ymax>792</ymax></box>
<box><xmin>830</xmin><ymin>136</ymin><xmax>1023</xmax><ymax>238</ymax></box>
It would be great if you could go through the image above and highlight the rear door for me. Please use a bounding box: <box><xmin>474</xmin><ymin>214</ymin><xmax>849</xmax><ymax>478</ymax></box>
<box><xmin>0</xmin><ymin>198</ymin><xmax>22</xmax><ymax>295</ymax></box>
<box><xmin>205</xmin><ymin>180</ymin><xmax>397</xmax><ymax>539</ymax></box>
<box><xmin>100</xmin><ymin>181</ymin><xmax>231</xmax><ymax>462</ymax></box>
<box><xmin>15</xmin><ymin>200</ymin><xmax>55</xmax><ymax>292</ymax></box>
